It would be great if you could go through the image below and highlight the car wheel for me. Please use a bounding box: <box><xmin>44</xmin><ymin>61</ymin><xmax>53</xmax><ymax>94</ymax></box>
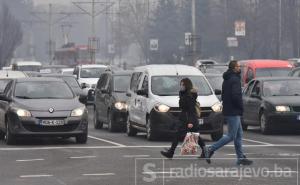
<box><xmin>76</xmin><ymin>133</ymin><xmax>87</xmax><ymax>144</ymax></box>
<box><xmin>260</xmin><ymin>112</ymin><xmax>272</xmax><ymax>135</ymax></box>
<box><xmin>0</xmin><ymin>130</ymin><xmax>5</xmax><ymax>140</ymax></box>
<box><xmin>211</xmin><ymin>131</ymin><xmax>223</xmax><ymax>141</ymax></box>
<box><xmin>108</xmin><ymin>111</ymin><xmax>118</xmax><ymax>132</ymax></box>
<box><xmin>94</xmin><ymin>108</ymin><xmax>103</xmax><ymax>129</ymax></box>
<box><xmin>126</xmin><ymin>116</ymin><xmax>137</xmax><ymax>137</ymax></box>
<box><xmin>5</xmin><ymin>119</ymin><xmax>16</xmax><ymax>145</ymax></box>
<box><xmin>146</xmin><ymin>119</ymin><xmax>158</xmax><ymax>141</ymax></box>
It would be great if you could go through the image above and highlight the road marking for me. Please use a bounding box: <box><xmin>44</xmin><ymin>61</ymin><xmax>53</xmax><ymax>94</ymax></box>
<box><xmin>88</xmin><ymin>135</ymin><xmax>126</xmax><ymax>147</ymax></box>
<box><xmin>1</xmin><ymin>144</ymin><xmax>300</xmax><ymax>151</ymax></box>
<box><xmin>123</xmin><ymin>155</ymin><xmax>150</xmax><ymax>158</ymax></box>
<box><xmin>243</xmin><ymin>138</ymin><xmax>273</xmax><ymax>146</ymax></box>
<box><xmin>70</xmin><ymin>156</ymin><xmax>97</xmax><ymax>159</ymax></box>
<box><xmin>82</xmin><ymin>173</ymin><xmax>115</xmax><ymax>176</ymax></box>
<box><xmin>16</xmin><ymin>158</ymin><xmax>44</xmax><ymax>162</ymax></box>
<box><xmin>20</xmin><ymin>174</ymin><xmax>53</xmax><ymax>178</ymax></box>
<box><xmin>226</xmin><ymin>153</ymin><xmax>256</xmax><ymax>156</ymax></box>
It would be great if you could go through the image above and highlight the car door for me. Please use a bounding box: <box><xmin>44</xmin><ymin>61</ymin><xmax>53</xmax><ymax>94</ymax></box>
<box><xmin>95</xmin><ymin>74</ymin><xmax>108</xmax><ymax>122</ymax></box>
<box><xmin>0</xmin><ymin>81</ymin><xmax>13</xmax><ymax>130</ymax></box>
<box><xmin>247</xmin><ymin>81</ymin><xmax>263</xmax><ymax>125</ymax></box>
<box><xmin>243</xmin><ymin>80</ymin><xmax>256</xmax><ymax>124</ymax></box>
<box><xmin>128</xmin><ymin>72</ymin><xmax>143</xmax><ymax>124</ymax></box>
<box><xmin>135</xmin><ymin>74</ymin><xmax>149</xmax><ymax>126</ymax></box>
<box><xmin>103</xmin><ymin>74</ymin><xmax>112</xmax><ymax>123</ymax></box>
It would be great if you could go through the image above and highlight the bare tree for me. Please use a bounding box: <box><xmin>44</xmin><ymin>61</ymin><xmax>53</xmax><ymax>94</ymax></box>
<box><xmin>0</xmin><ymin>3</ymin><xmax>23</xmax><ymax>67</ymax></box>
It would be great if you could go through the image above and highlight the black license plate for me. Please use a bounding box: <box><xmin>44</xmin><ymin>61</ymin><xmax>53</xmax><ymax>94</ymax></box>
<box><xmin>40</xmin><ymin>120</ymin><xmax>65</xmax><ymax>126</ymax></box>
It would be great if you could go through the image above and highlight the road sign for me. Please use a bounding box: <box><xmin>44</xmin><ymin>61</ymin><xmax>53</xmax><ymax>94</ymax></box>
<box><xmin>235</xmin><ymin>20</ymin><xmax>246</xmax><ymax>36</ymax></box>
<box><xmin>185</xmin><ymin>32</ymin><xmax>192</xmax><ymax>46</ymax></box>
<box><xmin>150</xmin><ymin>39</ymin><xmax>158</xmax><ymax>51</ymax></box>
<box><xmin>227</xmin><ymin>37</ymin><xmax>238</xmax><ymax>47</ymax></box>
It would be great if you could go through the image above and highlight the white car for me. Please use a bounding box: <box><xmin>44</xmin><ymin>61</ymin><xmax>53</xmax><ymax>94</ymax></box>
<box><xmin>60</xmin><ymin>68</ymin><xmax>75</xmax><ymax>75</ymax></box>
<box><xmin>126</xmin><ymin>64</ymin><xmax>224</xmax><ymax>141</ymax></box>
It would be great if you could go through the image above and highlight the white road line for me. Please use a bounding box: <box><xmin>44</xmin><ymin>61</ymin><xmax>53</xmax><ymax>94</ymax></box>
<box><xmin>70</xmin><ymin>156</ymin><xmax>96</xmax><ymax>159</ymax></box>
<box><xmin>243</xmin><ymin>138</ymin><xmax>273</xmax><ymax>146</ymax></box>
<box><xmin>16</xmin><ymin>159</ymin><xmax>44</xmax><ymax>162</ymax></box>
<box><xmin>88</xmin><ymin>135</ymin><xmax>126</xmax><ymax>147</ymax></box>
<box><xmin>123</xmin><ymin>155</ymin><xmax>150</xmax><ymax>158</ymax></box>
<box><xmin>82</xmin><ymin>173</ymin><xmax>115</xmax><ymax>176</ymax></box>
<box><xmin>20</xmin><ymin>174</ymin><xmax>53</xmax><ymax>178</ymax></box>
<box><xmin>226</xmin><ymin>153</ymin><xmax>256</xmax><ymax>156</ymax></box>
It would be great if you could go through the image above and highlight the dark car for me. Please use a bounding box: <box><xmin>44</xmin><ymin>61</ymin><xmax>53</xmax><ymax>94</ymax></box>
<box><xmin>242</xmin><ymin>77</ymin><xmax>300</xmax><ymax>134</ymax></box>
<box><xmin>39</xmin><ymin>74</ymin><xmax>83</xmax><ymax>96</ymax></box>
<box><xmin>94</xmin><ymin>71</ymin><xmax>132</xmax><ymax>132</ymax></box>
<box><xmin>0</xmin><ymin>78</ymin><xmax>88</xmax><ymax>144</ymax></box>
<box><xmin>205</xmin><ymin>73</ymin><xmax>223</xmax><ymax>100</ymax></box>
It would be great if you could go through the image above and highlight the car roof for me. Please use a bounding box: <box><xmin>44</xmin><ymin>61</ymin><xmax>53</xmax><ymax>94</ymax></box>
<box><xmin>39</xmin><ymin>73</ymin><xmax>75</xmax><ymax>78</ymax></box>
<box><xmin>78</xmin><ymin>64</ymin><xmax>107</xmax><ymax>68</ymax></box>
<box><xmin>255</xmin><ymin>77</ymin><xmax>300</xmax><ymax>81</ymax></box>
<box><xmin>13</xmin><ymin>61</ymin><xmax>42</xmax><ymax>66</ymax></box>
<box><xmin>134</xmin><ymin>64</ymin><xmax>204</xmax><ymax>76</ymax></box>
<box><xmin>240</xmin><ymin>59</ymin><xmax>293</xmax><ymax>68</ymax></box>
<box><xmin>15</xmin><ymin>77</ymin><xmax>65</xmax><ymax>83</ymax></box>
<box><xmin>0</xmin><ymin>71</ymin><xmax>27</xmax><ymax>78</ymax></box>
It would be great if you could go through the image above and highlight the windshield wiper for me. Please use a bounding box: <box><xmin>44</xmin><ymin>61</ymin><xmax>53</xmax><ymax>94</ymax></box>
<box><xmin>16</xmin><ymin>96</ymin><xmax>32</xmax><ymax>99</ymax></box>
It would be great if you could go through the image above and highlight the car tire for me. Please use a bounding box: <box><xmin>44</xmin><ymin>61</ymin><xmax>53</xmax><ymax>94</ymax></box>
<box><xmin>126</xmin><ymin>116</ymin><xmax>137</xmax><ymax>137</ymax></box>
<box><xmin>108</xmin><ymin>111</ymin><xmax>118</xmax><ymax>132</ymax></box>
<box><xmin>94</xmin><ymin>108</ymin><xmax>103</xmax><ymax>129</ymax></box>
<box><xmin>5</xmin><ymin>119</ymin><xmax>16</xmax><ymax>145</ymax></box>
<box><xmin>260</xmin><ymin>112</ymin><xmax>272</xmax><ymax>135</ymax></box>
<box><xmin>0</xmin><ymin>130</ymin><xmax>5</xmax><ymax>140</ymax></box>
<box><xmin>76</xmin><ymin>133</ymin><xmax>87</xmax><ymax>144</ymax></box>
<box><xmin>146</xmin><ymin>119</ymin><xmax>158</xmax><ymax>141</ymax></box>
<box><xmin>211</xmin><ymin>131</ymin><xmax>223</xmax><ymax>141</ymax></box>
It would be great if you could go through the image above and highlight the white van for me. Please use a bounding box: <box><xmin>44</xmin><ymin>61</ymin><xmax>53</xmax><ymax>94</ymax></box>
<box><xmin>126</xmin><ymin>64</ymin><xmax>223</xmax><ymax>141</ymax></box>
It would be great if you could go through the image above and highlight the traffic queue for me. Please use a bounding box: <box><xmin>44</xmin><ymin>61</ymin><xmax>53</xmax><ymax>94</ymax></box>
<box><xmin>0</xmin><ymin>58</ymin><xmax>298</xmax><ymax>145</ymax></box>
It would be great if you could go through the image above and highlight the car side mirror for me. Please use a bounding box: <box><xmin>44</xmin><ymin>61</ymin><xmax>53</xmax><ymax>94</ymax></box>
<box><xmin>214</xmin><ymin>89</ymin><xmax>222</xmax><ymax>95</ymax></box>
<box><xmin>136</xmin><ymin>89</ymin><xmax>148</xmax><ymax>96</ymax></box>
<box><xmin>79</xmin><ymin>94</ymin><xmax>87</xmax><ymax>104</ymax></box>
<box><xmin>81</xmin><ymin>83</ymin><xmax>87</xmax><ymax>89</ymax></box>
<box><xmin>0</xmin><ymin>94</ymin><xmax>11</xmax><ymax>102</ymax></box>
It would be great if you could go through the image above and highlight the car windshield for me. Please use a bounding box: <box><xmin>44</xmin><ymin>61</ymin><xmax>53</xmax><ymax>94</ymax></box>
<box><xmin>15</xmin><ymin>81</ymin><xmax>74</xmax><ymax>99</ymax></box>
<box><xmin>263</xmin><ymin>80</ymin><xmax>300</xmax><ymax>96</ymax></box>
<box><xmin>206</xmin><ymin>76</ymin><xmax>223</xmax><ymax>90</ymax></box>
<box><xmin>0</xmin><ymin>79</ymin><xmax>11</xmax><ymax>93</ymax></box>
<box><xmin>61</xmin><ymin>77</ymin><xmax>80</xmax><ymax>88</ymax></box>
<box><xmin>80</xmin><ymin>68</ymin><xmax>106</xmax><ymax>78</ymax></box>
<box><xmin>114</xmin><ymin>75</ymin><xmax>131</xmax><ymax>92</ymax></box>
<box><xmin>151</xmin><ymin>76</ymin><xmax>212</xmax><ymax>96</ymax></box>
<box><xmin>256</xmin><ymin>68</ymin><xmax>291</xmax><ymax>77</ymax></box>
<box><xmin>62</xmin><ymin>71</ymin><xmax>74</xmax><ymax>75</ymax></box>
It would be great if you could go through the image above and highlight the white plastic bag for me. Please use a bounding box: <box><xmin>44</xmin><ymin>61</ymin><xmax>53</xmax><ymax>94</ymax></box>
<box><xmin>180</xmin><ymin>132</ymin><xmax>199</xmax><ymax>155</ymax></box>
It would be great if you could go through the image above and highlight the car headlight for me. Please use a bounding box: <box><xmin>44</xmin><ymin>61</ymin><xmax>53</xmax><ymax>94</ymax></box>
<box><xmin>154</xmin><ymin>104</ymin><xmax>170</xmax><ymax>113</ymax></box>
<box><xmin>13</xmin><ymin>108</ymin><xmax>31</xmax><ymax>117</ymax></box>
<box><xmin>275</xmin><ymin>106</ymin><xmax>290</xmax><ymax>112</ymax></box>
<box><xmin>114</xmin><ymin>102</ymin><xmax>128</xmax><ymax>110</ymax></box>
<box><xmin>211</xmin><ymin>102</ymin><xmax>223</xmax><ymax>112</ymax></box>
<box><xmin>71</xmin><ymin>107</ymin><xmax>86</xmax><ymax>117</ymax></box>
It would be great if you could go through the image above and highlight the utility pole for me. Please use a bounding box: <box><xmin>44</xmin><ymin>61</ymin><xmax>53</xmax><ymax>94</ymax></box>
<box><xmin>191</xmin><ymin>0</ymin><xmax>197</xmax><ymax>62</ymax></box>
<box><xmin>278</xmin><ymin>0</ymin><xmax>282</xmax><ymax>59</ymax></box>
<box><xmin>48</xmin><ymin>4</ymin><xmax>53</xmax><ymax>64</ymax></box>
<box><xmin>73</xmin><ymin>1</ymin><xmax>115</xmax><ymax>64</ymax></box>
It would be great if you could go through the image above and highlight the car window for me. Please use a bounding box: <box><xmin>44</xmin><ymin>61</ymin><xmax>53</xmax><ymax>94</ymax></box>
<box><xmin>80</xmin><ymin>68</ymin><xmax>106</xmax><ymax>78</ymax></box>
<box><xmin>247</xmin><ymin>68</ymin><xmax>254</xmax><ymax>82</ymax></box>
<box><xmin>244</xmin><ymin>80</ymin><xmax>255</xmax><ymax>96</ymax></box>
<box><xmin>113</xmin><ymin>75</ymin><xmax>131</xmax><ymax>92</ymax></box>
<box><xmin>251</xmin><ymin>81</ymin><xmax>261</xmax><ymax>96</ymax></box>
<box><xmin>256</xmin><ymin>68</ymin><xmax>291</xmax><ymax>77</ymax></box>
<box><xmin>0</xmin><ymin>79</ymin><xmax>12</xmax><ymax>93</ymax></box>
<box><xmin>263</xmin><ymin>80</ymin><xmax>300</xmax><ymax>96</ymax></box>
<box><xmin>61</xmin><ymin>77</ymin><xmax>80</xmax><ymax>88</ymax></box>
<box><xmin>130</xmin><ymin>72</ymin><xmax>142</xmax><ymax>91</ymax></box>
<box><xmin>141</xmin><ymin>75</ymin><xmax>148</xmax><ymax>90</ymax></box>
<box><xmin>15</xmin><ymin>81</ymin><xmax>74</xmax><ymax>99</ymax></box>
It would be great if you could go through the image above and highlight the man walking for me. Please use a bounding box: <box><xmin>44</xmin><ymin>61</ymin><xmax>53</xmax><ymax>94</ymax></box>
<box><xmin>204</xmin><ymin>60</ymin><xmax>253</xmax><ymax>166</ymax></box>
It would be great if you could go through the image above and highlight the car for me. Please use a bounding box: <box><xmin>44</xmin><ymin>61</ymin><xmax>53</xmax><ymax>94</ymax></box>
<box><xmin>11</xmin><ymin>61</ymin><xmax>42</xmax><ymax>72</ymax></box>
<box><xmin>242</xmin><ymin>77</ymin><xmax>300</xmax><ymax>134</ymax></box>
<box><xmin>126</xmin><ymin>64</ymin><xmax>223</xmax><ymax>141</ymax></box>
<box><xmin>0</xmin><ymin>70</ymin><xmax>27</xmax><ymax>78</ymax></box>
<box><xmin>205</xmin><ymin>73</ymin><xmax>223</xmax><ymax>100</ymax></box>
<box><xmin>40</xmin><ymin>65</ymin><xmax>68</xmax><ymax>74</ymax></box>
<box><xmin>195</xmin><ymin>59</ymin><xmax>218</xmax><ymax>69</ymax></box>
<box><xmin>73</xmin><ymin>64</ymin><xmax>108</xmax><ymax>89</ymax></box>
<box><xmin>39</xmin><ymin>74</ymin><xmax>83</xmax><ymax>96</ymax></box>
<box><xmin>94</xmin><ymin>70</ymin><xmax>132</xmax><ymax>132</ymax></box>
<box><xmin>289</xmin><ymin>67</ymin><xmax>300</xmax><ymax>77</ymax></box>
<box><xmin>60</xmin><ymin>68</ymin><xmax>75</xmax><ymax>75</ymax></box>
<box><xmin>200</xmin><ymin>64</ymin><xmax>228</xmax><ymax>74</ymax></box>
<box><xmin>23</xmin><ymin>71</ymin><xmax>41</xmax><ymax>77</ymax></box>
<box><xmin>0</xmin><ymin>77</ymin><xmax>88</xmax><ymax>144</ymax></box>
<box><xmin>288</xmin><ymin>58</ymin><xmax>300</xmax><ymax>67</ymax></box>
<box><xmin>239</xmin><ymin>59</ymin><xmax>293</xmax><ymax>87</ymax></box>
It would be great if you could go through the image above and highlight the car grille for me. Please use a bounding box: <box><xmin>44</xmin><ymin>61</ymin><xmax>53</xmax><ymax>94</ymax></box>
<box><xmin>169</xmin><ymin>107</ymin><xmax>213</xmax><ymax>118</ymax></box>
<box><xmin>292</xmin><ymin>106</ymin><xmax>300</xmax><ymax>112</ymax></box>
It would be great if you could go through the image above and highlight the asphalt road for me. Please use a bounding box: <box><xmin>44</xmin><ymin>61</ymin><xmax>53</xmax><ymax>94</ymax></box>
<box><xmin>0</xmin><ymin>106</ymin><xmax>299</xmax><ymax>185</ymax></box>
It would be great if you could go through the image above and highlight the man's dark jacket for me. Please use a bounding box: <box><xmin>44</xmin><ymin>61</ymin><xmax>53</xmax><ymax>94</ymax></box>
<box><xmin>221</xmin><ymin>69</ymin><xmax>244</xmax><ymax>116</ymax></box>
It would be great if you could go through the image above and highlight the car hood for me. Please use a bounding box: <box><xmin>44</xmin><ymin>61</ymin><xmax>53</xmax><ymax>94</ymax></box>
<box><xmin>13</xmin><ymin>98</ymin><xmax>83</xmax><ymax>111</ymax></box>
<box><xmin>152</xmin><ymin>94</ymin><xmax>220</xmax><ymax>108</ymax></box>
<box><xmin>264</xmin><ymin>96</ymin><xmax>300</xmax><ymax>106</ymax></box>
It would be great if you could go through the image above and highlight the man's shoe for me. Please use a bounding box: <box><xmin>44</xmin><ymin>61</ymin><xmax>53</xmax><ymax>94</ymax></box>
<box><xmin>160</xmin><ymin>150</ymin><xmax>174</xmax><ymax>159</ymax></box>
<box><xmin>237</xmin><ymin>157</ymin><xmax>253</xmax><ymax>166</ymax></box>
<box><xmin>204</xmin><ymin>146</ymin><xmax>214</xmax><ymax>164</ymax></box>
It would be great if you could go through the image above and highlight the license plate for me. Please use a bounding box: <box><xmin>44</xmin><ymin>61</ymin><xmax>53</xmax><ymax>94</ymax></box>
<box><xmin>40</xmin><ymin>120</ymin><xmax>64</xmax><ymax>126</ymax></box>
<box><xmin>199</xmin><ymin>119</ymin><xmax>204</xmax><ymax>125</ymax></box>
<box><xmin>297</xmin><ymin>115</ymin><xmax>300</xmax><ymax>121</ymax></box>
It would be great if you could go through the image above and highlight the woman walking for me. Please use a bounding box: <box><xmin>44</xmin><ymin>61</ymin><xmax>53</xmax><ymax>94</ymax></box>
<box><xmin>161</xmin><ymin>78</ymin><xmax>206</xmax><ymax>159</ymax></box>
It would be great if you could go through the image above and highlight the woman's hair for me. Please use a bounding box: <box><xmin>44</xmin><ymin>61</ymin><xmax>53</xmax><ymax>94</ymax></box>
<box><xmin>180</xmin><ymin>78</ymin><xmax>193</xmax><ymax>92</ymax></box>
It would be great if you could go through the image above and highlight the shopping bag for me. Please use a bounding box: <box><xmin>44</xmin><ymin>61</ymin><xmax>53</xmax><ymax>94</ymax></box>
<box><xmin>180</xmin><ymin>132</ymin><xmax>199</xmax><ymax>155</ymax></box>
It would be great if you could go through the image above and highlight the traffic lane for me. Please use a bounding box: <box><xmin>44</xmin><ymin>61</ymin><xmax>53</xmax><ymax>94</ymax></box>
<box><xmin>0</xmin><ymin>146</ymin><xmax>298</xmax><ymax>185</ymax></box>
